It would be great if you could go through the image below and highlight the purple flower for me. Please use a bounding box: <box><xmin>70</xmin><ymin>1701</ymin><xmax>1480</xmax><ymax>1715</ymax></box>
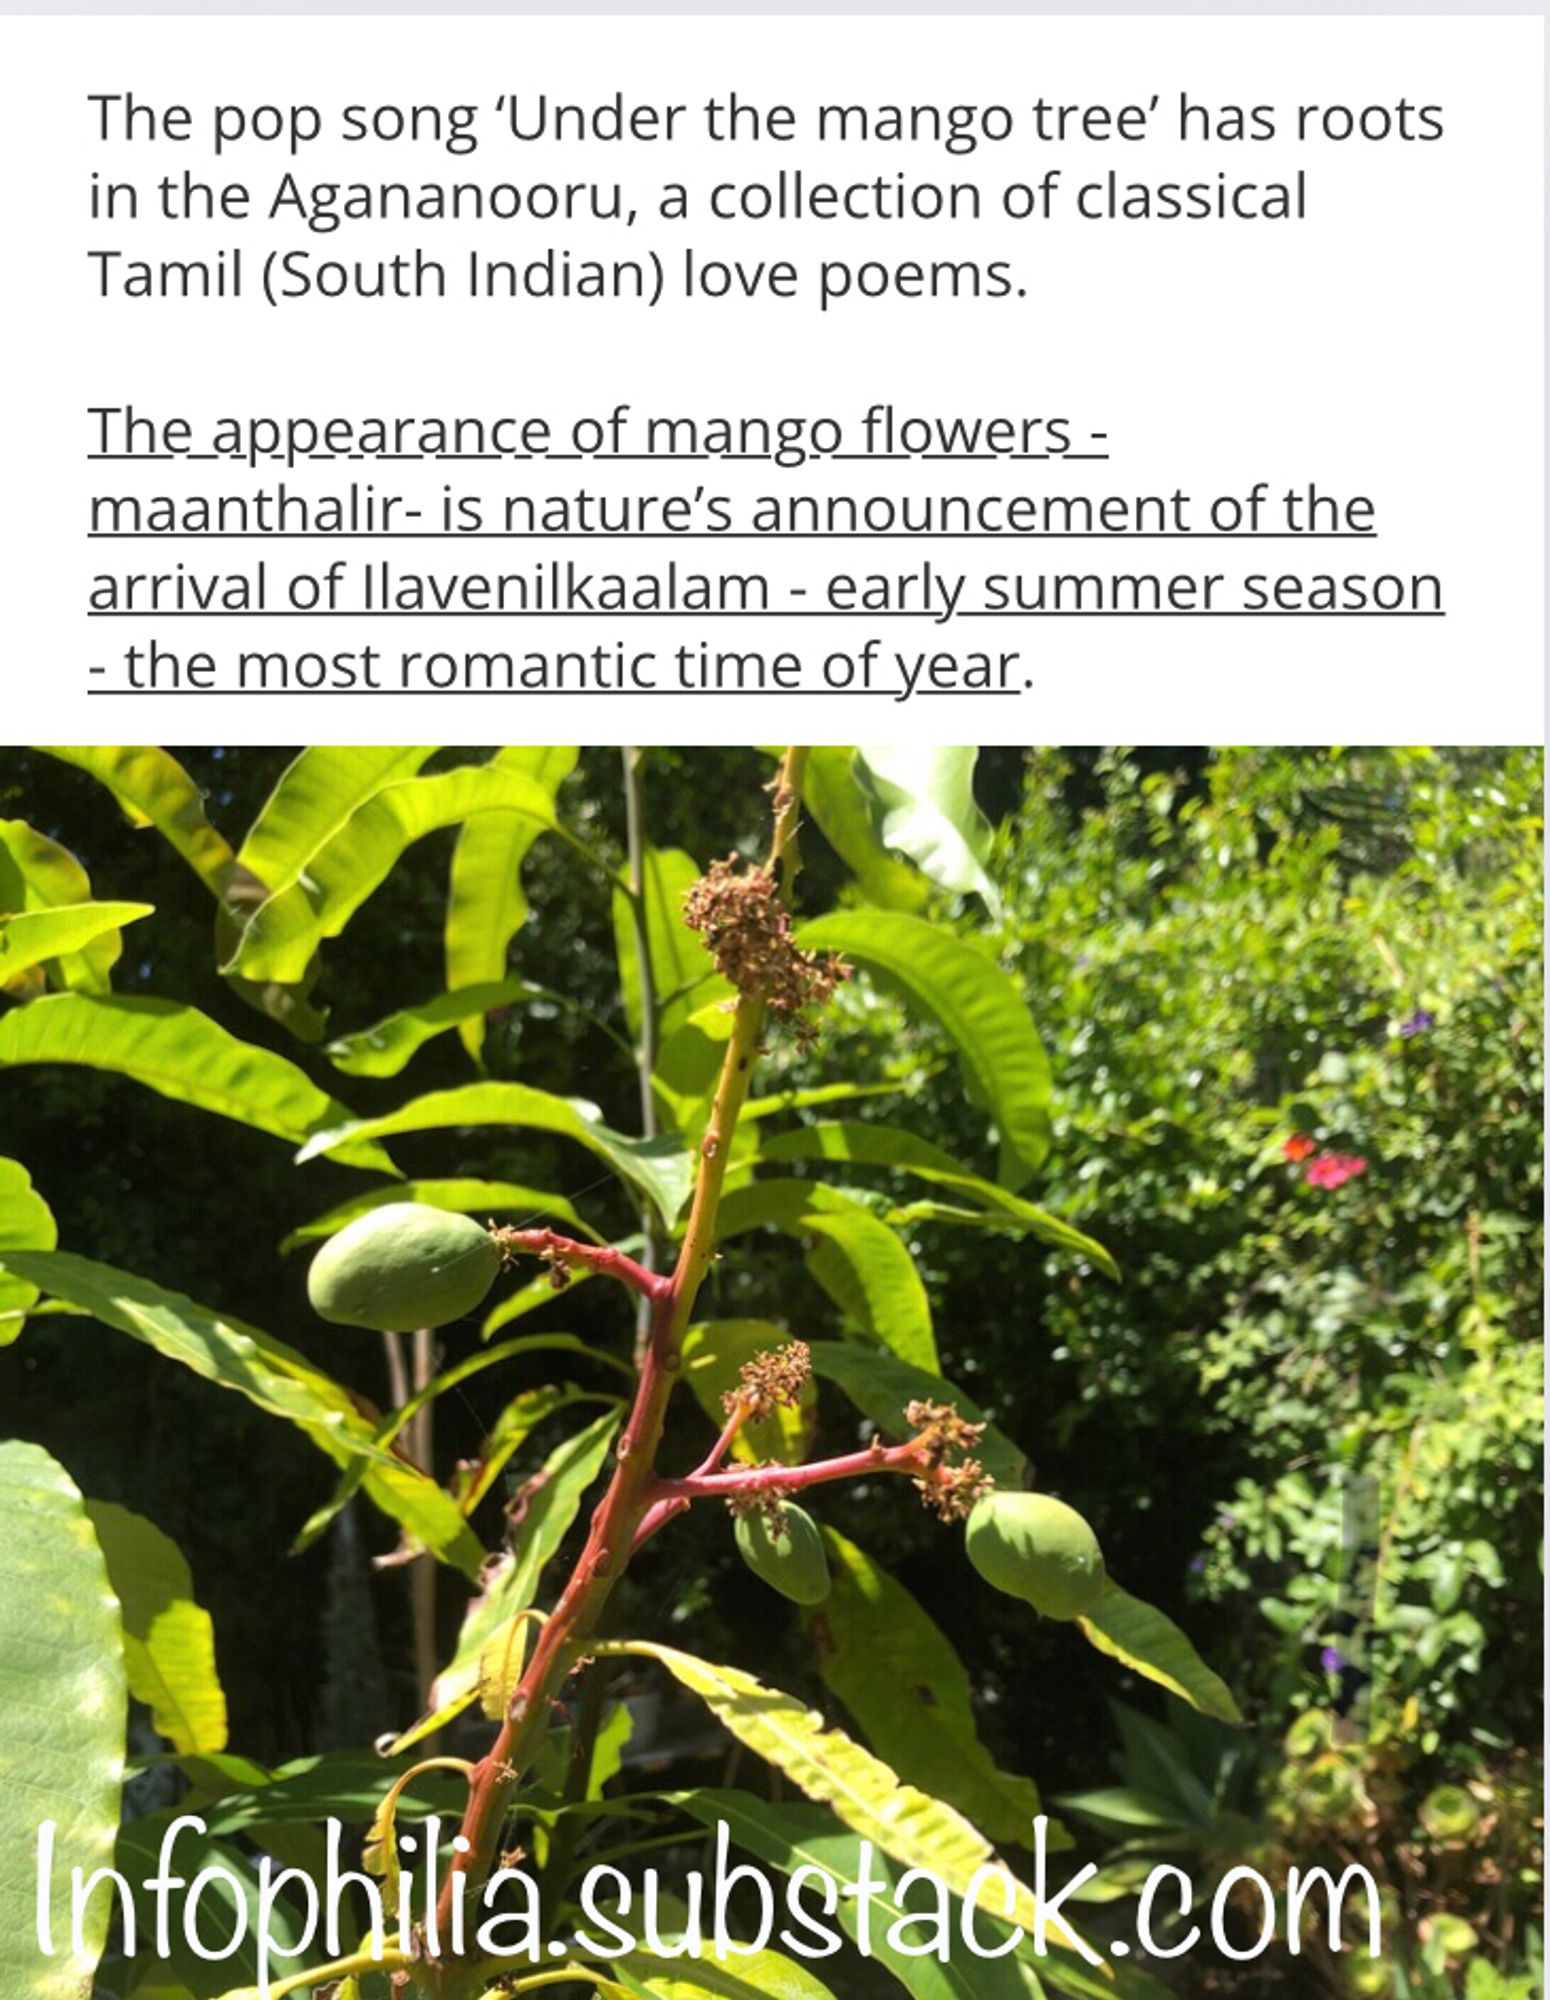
<box><xmin>1399</xmin><ymin>1009</ymin><xmax>1436</xmax><ymax>1038</ymax></box>
<box><xmin>1188</xmin><ymin>1556</ymin><xmax>1205</xmax><ymax>1574</ymax></box>
<box><xmin>1320</xmin><ymin>1645</ymin><xmax>1346</xmax><ymax>1674</ymax></box>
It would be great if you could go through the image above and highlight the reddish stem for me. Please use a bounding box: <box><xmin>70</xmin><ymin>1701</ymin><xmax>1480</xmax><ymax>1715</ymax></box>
<box><xmin>492</xmin><ymin>1228</ymin><xmax>669</xmax><ymax>1302</ymax></box>
<box><xmin>651</xmin><ymin>1437</ymin><xmax>933</xmax><ymax>1506</ymax></box>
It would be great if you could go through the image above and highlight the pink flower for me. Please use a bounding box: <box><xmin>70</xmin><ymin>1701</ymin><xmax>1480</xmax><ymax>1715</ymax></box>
<box><xmin>1305</xmin><ymin>1152</ymin><xmax>1369</xmax><ymax>1190</ymax></box>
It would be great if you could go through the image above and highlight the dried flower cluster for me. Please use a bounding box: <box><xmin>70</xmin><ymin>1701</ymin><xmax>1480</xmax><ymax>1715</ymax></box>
<box><xmin>905</xmin><ymin>1398</ymin><xmax>993</xmax><ymax>1520</ymax></box>
<box><xmin>683</xmin><ymin>857</ymin><xmax>846</xmax><ymax>1022</ymax></box>
<box><xmin>725</xmin><ymin>1466</ymin><xmax>797</xmax><ymax>1532</ymax></box>
<box><xmin>725</xmin><ymin>1339</ymin><xmax>812</xmax><ymax>1422</ymax></box>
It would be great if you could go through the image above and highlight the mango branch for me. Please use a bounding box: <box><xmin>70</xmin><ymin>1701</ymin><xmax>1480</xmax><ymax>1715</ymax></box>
<box><xmin>427</xmin><ymin>748</ymin><xmax>818</xmax><ymax>1987</ymax></box>
<box><xmin>491</xmin><ymin>1227</ymin><xmax>669</xmax><ymax>1302</ymax></box>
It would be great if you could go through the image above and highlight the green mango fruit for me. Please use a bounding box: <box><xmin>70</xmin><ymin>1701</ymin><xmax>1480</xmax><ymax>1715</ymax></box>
<box><xmin>965</xmin><ymin>1491</ymin><xmax>1105</xmax><ymax>1620</ymax></box>
<box><xmin>308</xmin><ymin>1201</ymin><xmax>501</xmax><ymax>1331</ymax></box>
<box><xmin>734</xmin><ymin>1501</ymin><xmax>831</xmax><ymax>1605</ymax></box>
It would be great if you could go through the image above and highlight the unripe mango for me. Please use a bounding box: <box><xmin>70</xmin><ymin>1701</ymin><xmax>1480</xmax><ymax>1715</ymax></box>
<box><xmin>734</xmin><ymin>1502</ymin><xmax>830</xmax><ymax>1605</ymax></box>
<box><xmin>308</xmin><ymin>1202</ymin><xmax>501</xmax><ymax>1332</ymax></box>
<box><xmin>965</xmin><ymin>1491</ymin><xmax>1105</xmax><ymax>1621</ymax></box>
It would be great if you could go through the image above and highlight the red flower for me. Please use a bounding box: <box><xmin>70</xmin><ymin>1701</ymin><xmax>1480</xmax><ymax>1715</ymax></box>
<box><xmin>1305</xmin><ymin>1152</ymin><xmax>1369</xmax><ymax>1190</ymax></box>
<box><xmin>1282</xmin><ymin>1134</ymin><xmax>1316</xmax><ymax>1162</ymax></box>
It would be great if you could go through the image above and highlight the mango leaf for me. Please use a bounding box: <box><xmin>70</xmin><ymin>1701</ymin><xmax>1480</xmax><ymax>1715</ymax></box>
<box><xmin>681</xmin><ymin>1320</ymin><xmax>817</xmax><ymax>1465</ymax></box>
<box><xmin>323</xmin><ymin>979</ymin><xmax>542</xmax><ymax>1077</ymax></box>
<box><xmin>717</xmin><ymin>1180</ymin><xmax>936</xmax><ymax>1371</ymax></box>
<box><xmin>483</xmin><ymin>1264</ymin><xmax>602</xmax><ymax>1338</ymax></box>
<box><xmin>0</xmin><ymin>1440</ymin><xmax>126</xmax><ymax>2000</ymax></box>
<box><xmin>445</xmin><ymin>746</ymin><xmax>579</xmax><ymax>1062</ymax></box>
<box><xmin>612</xmin><ymin>1934</ymin><xmax>840</xmax><ymax>2000</ymax></box>
<box><xmin>801</xmin><ymin>747</ymin><xmax>931</xmax><ymax>911</ymax></box>
<box><xmin>613</xmin><ymin>846</ymin><xmax>730</xmax><ymax>1041</ymax></box>
<box><xmin>807</xmin><ymin>1345</ymin><xmax>1029</xmax><ymax>1491</ymax></box>
<box><xmin>855</xmin><ymin>748</ymin><xmax>1003</xmax><ymax>918</ymax></box>
<box><xmin>1075</xmin><ymin>1584</ymin><xmax>1242</xmax><ymax>1725</ymax></box>
<box><xmin>0</xmin><ymin>901</ymin><xmax>153</xmax><ymax>984</ymax></box>
<box><xmin>387</xmin><ymin>1409</ymin><xmax>620</xmax><ymax>1752</ymax></box>
<box><xmin>237</xmin><ymin>746</ymin><xmax>437</xmax><ymax>889</ymax></box>
<box><xmin>811</xmin><ymin>1530</ymin><xmax>1054</xmax><ymax>1851</ymax></box>
<box><xmin>795</xmin><ymin>913</ymin><xmax>1052</xmax><ymax>1187</ymax></box>
<box><xmin>741</xmin><ymin>1078</ymin><xmax>915</xmax><ymax>1123</ymax></box>
<box><xmin>227</xmin><ymin>764</ymin><xmax>572</xmax><ymax>984</ymax></box>
<box><xmin>38</xmin><ymin>746</ymin><xmax>238</xmax><ymax>896</ymax></box>
<box><xmin>613</xmin><ymin>1644</ymin><xmax>1087</xmax><ymax>1956</ymax></box>
<box><xmin>297</xmin><ymin>1082</ymin><xmax>693</xmax><ymax>1228</ymax></box>
<box><xmin>755</xmin><ymin>1124</ymin><xmax>1115</xmax><ymax>1277</ymax></box>
<box><xmin>672</xmin><ymin>1792</ymin><xmax>1043</xmax><ymax>2000</ymax></box>
<box><xmin>457</xmin><ymin>1385</ymin><xmax>623</xmax><ymax>1517</ymax></box>
<box><xmin>281</xmin><ymin>1178</ymin><xmax>603</xmax><ymax>1254</ymax></box>
<box><xmin>0</xmin><ymin>993</ymin><xmax>394</xmax><ymax>1173</ymax></box>
<box><xmin>0</xmin><ymin>817</ymin><xmax>131</xmax><ymax>991</ymax></box>
<box><xmin>0</xmin><ymin>1251</ymin><xmax>483</xmax><ymax>1577</ymax></box>
<box><xmin>0</xmin><ymin>1155</ymin><xmax>57</xmax><ymax>1346</ymax></box>
<box><xmin>84</xmin><ymin>1501</ymin><xmax>228</xmax><ymax>1755</ymax></box>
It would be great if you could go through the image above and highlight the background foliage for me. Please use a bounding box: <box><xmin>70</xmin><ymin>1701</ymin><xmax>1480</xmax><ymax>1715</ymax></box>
<box><xmin>0</xmin><ymin>744</ymin><xmax>1540</xmax><ymax>1998</ymax></box>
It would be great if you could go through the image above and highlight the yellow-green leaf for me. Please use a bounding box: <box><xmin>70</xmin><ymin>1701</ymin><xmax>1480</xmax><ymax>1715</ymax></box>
<box><xmin>0</xmin><ymin>902</ymin><xmax>153</xmax><ymax>983</ymax></box>
<box><xmin>84</xmin><ymin>1501</ymin><xmax>228</xmax><ymax>1755</ymax></box>
<box><xmin>0</xmin><ymin>1441</ymin><xmax>126</xmax><ymax>2000</ymax></box>
<box><xmin>605</xmin><ymin>1641</ymin><xmax>1087</xmax><ymax>1958</ymax></box>
<box><xmin>0</xmin><ymin>993</ymin><xmax>395</xmax><ymax>1173</ymax></box>
<box><xmin>0</xmin><ymin>1251</ymin><xmax>483</xmax><ymax>1577</ymax></box>
<box><xmin>0</xmin><ymin>1156</ymin><xmax>57</xmax><ymax>1346</ymax></box>
<box><xmin>1075</xmin><ymin>1584</ymin><xmax>1242</xmax><ymax>1725</ymax></box>
<box><xmin>0</xmin><ymin>818</ymin><xmax>123</xmax><ymax>990</ymax></box>
<box><xmin>811</xmin><ymin>1530</ymin><xmax>1055</xmax><ymax>1851</ymax></box>
<box><xmin>446</xmin><ymin>746</ymin><xmax>578</xmax><ymax>1061</ymax></box>
<box><xmin>324</xmin><ymin>978</ymin><xmax>546</xmax><ymax>1078</ymax></box>
<box><xmin>39</xmin><ymin>747</ymin><xmax>238</xmax><ymax>897</ymax></box>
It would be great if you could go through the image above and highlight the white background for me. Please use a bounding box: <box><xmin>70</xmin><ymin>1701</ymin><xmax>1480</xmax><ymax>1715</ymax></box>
<box><xmin>0</xmin><ymin>13</ymin><xmax>1543</xmax><ymax>744</ymax></box>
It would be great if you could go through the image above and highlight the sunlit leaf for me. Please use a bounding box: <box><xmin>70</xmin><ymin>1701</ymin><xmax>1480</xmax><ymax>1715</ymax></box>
<box><xmin>681</xmin><ymin>1320</ymin><xmax>818</xmax><ymax>1465</ymax></box>
<box><xmin>237</xmin><ymin>746</ymin><xmax>437</xmax><ymax>890</ymax></box>
<box><xmin>38</xmin><ymin>747</ymin><xmax>238</xmax><ymax>897</ymax></box>
<box><xmin>298</xmin><ymin>1082</ymin><xmax>693</xmax><ymax>1227</ymax></box>
<box><xmin>227</xmin><ymin>764</ymin><xmax>573</xmax><ymax>984</ymax></box>
<box><xmin>802</xmin><ymin>747</ymin><xmax>931</xmax><ymax>911</ymax></box>
<box><xmin>1075</xmin><ymin>1585</ymin><xmax>1242</xmax><ymax>1725</ymax></box>
<box><xmin>84</xmin><ymin>1501</ymin><xmax>228</xmax><ymax>1755</ymax></box>
<box><xmin>855</xmin><ymin>748</ymin><xmax>1003</xmax><ymax>918</ymax></box>
<box><xmin>0</xmin><ymin>1155</ymin><xmax>57</xmax><ymax>1346</ymax></box>
<box><xmin>324</xmin><ymin>980</ymin><xmax>544</xmax><ymax>1077</ymax></box>
<box><xmin>811</xmin><ymin>1530</ymin><xmax>1056</xmax><ymax>1850</ymax></box>
<box><xmin>0</xmin><ymin>1440</ymin><xmax>126</xmax><ymax>2000</ymax></box>
<box><xmin>807</xmin><ymin>1344</ymin><xmax>1029</xmax><ymax>1491</ymax></box>
<box><xmin>0</xmin><ymin>902</ymin><xmax>153</xmax><ymax>984</ymax></box>
<box><xmin>718</xmin><ymin>1180</ymin><xmax>935</xmax><ymax>1370</ymax></box>
<box><xmin>795</xmin><ymin>913</ymin><xmax>1051</xmax><ymax>1187</ymax></box>
<box><xmin>445</xmin><ymin>747</ymin><xmax>578</xmax><ymax>1062</ymax></box>
<box><xmin>610</xmin><ymin>1644</ymin><xmax>1087</xmax><ymax>1956</ymax></box>
<box><xmin>754</xmin><ymin>1123</ymin><xmax>1115</xmax><ymax>1277</ymax></box>
<box><xmin>0</xmin><ymin>818</ymin><xmax>123</xmax><ymax>990</ymax></box>
<box><xmin>614</xmin><ymin>846</ymin><xmax>729</xmax><ymax>1041</ymax></box>
<box><xmin>281</xmin><ymin>1178</ymin><xmax>603</xmax><ymax>1254</ymax></box>
<box><xmin>612</xmin><ymin>1932</ymin><xmax>840</xmax><ymax>2000</ymax></box>
<box><xmin>0</xmin><ymin>993</ymin><xmax>395</xmax><ymax>1173</ymax></box>
<box><xmin>0</xmin><ymin>1251</ymin><xmax>483</xmax><ymax>1577</ymax></box>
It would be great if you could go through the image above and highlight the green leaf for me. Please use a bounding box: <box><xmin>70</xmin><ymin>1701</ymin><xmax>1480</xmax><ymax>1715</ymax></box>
<box><xmin>0</xmin><ymin>902</ymin><xmax>153</xmax><ymax>983</ymax></box>
<box><xmin>0</xmin><ymin>993</ymin><xmax>395</xmax><ymax>1173</ymax></box>
<box><xmin>717</xmin><ymin>1180</ymin><xmax>936</xmax><ymax>1371</ymax></box>
<box><xmin>457</xmin><ymin>1385</ymin><xmax>624</xmax><ymax>1517</ymax></box>
<box><xmin>613</xmin><ymin>846</ymin><xmax>730</xmax><ymax>1041</ymax></box>
<box><xmin>613</xmin><ymin>1934</ymin><xmax>841</xmax><ymax>2000</ymax></box>
<box><xmin>811</xmin><ymin>1529</ymin><xmax>1053</xmax><ymax>1850</ymax></box>
<box><xmin>807</xmin><ymin>1344</ymin><xmax>1029</xmax><ymax>1491</ymax></box>
<box><xmin>387</xmin><ymin>1409</ymin><xmax>621</xmax><ymax>1752</ymax></box>
<box><xmin>0</xmin><ymin>1155</ymin><xmax>57</xmax><ymax>1346</ymax></box>
<box><xmin>673</xmin><ymin>1792</ymin><xmax>1042</xmax><ymax>2000</ymax></box>
<box><xmin>802</xmin><ymin>748</ymin><xmax>932</xmax><ymax>911</ymax></box>
<box><xmin>297</xmin><ymin>1082</ymin><xmax>693</xmax><ymax>1228</ymax></box>
<box><xmin>0</xmin><ymin>818</ymin><xmax>123</xmax><ymax>990</ymax></box>
<box><xmin>39</xmin><ymin>747</ymin><xmax>239</xmax><ymax>897</ymax></box>
<box><xmin>323</xmin><ymin>979</ymin><xmax>545</xmax><ymax>1077</ymax></box>
<box><xmin>741</xmin><ymin>1079</ymin><xmax>913</xmax><ymax>1124</ymax></box>
<box><xmin>855</xmin><ymin>748</ymin><xmax>1004</xmax><ymax>918</ymax></box>
<box><xmin>0</xmin><ymin>1440</ymin><xmax>126</xmax><ymax>2000</ymax></box>
<box><xmin>795</xmin><ymin>913</ymin><xmax>1052</xmax><ymax>1187</ymax></box>
<box><xmin>227</xmin><ymin>764</ymin><xmax>569</xmax><ymax>983</ymax></box>
<box><xmin>681</xmin><ymin>1319</ymin><xmax>817</xmax><ymax>1465</ymax></box>
<box><xmin>84</xmin><ymin>1502</ymin><xmax>228</xmax><ymax>1755</ymax></box>
<box><xmin>610</xmin><ymin>1644</ymin><xmax>1088</xmax><ymax>1958</ymax></box>
<box><xmin>445</xmin><ymin>746</ymin><xmax>578</xmax><ymax>1062</ymax></box>
<box><xmin>281</xmin><ymin>1177</ymin><xmax>604</xmax><ymax>1254</ymax></box>
<box><xmin>755</xmin><ymin>1124</ymin><xmax>1115</xmax><ymax>1277</ymax></box>
<box><xmin>236</xmin><ymin>746</ymin><xmax>438</xmax><ymax>889</ymax></box>
<box><xmin>1075</xmin><ymin>1584</ymin><xmax>1242</xmax><ymax>1725</ymax></box>
<box><xmin>0</xmin><ymin>1251</ymin><xmax>483</xmax><ymax>1577</ymax></box>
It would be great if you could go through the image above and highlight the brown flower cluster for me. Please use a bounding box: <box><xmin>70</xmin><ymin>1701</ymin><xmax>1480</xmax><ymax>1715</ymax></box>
<box><xmin>725</xmin><ymin>1467</ymin><xmax>796</xmax><ymax>1531</ymax></box>
<box><xmin>905</xmin><ymin>1398</ymin><xmax>994</xmax><ymax>1521</ymax></box>
<box><xmin>724</xmin><ymin>1339</ymin><xmax>812</xmax><ymax>1423</ymax></box>
<box><xmin>683</xmin><ymin>857</ymin><xmax>846</xmax><ymax>1022</ymax></box>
